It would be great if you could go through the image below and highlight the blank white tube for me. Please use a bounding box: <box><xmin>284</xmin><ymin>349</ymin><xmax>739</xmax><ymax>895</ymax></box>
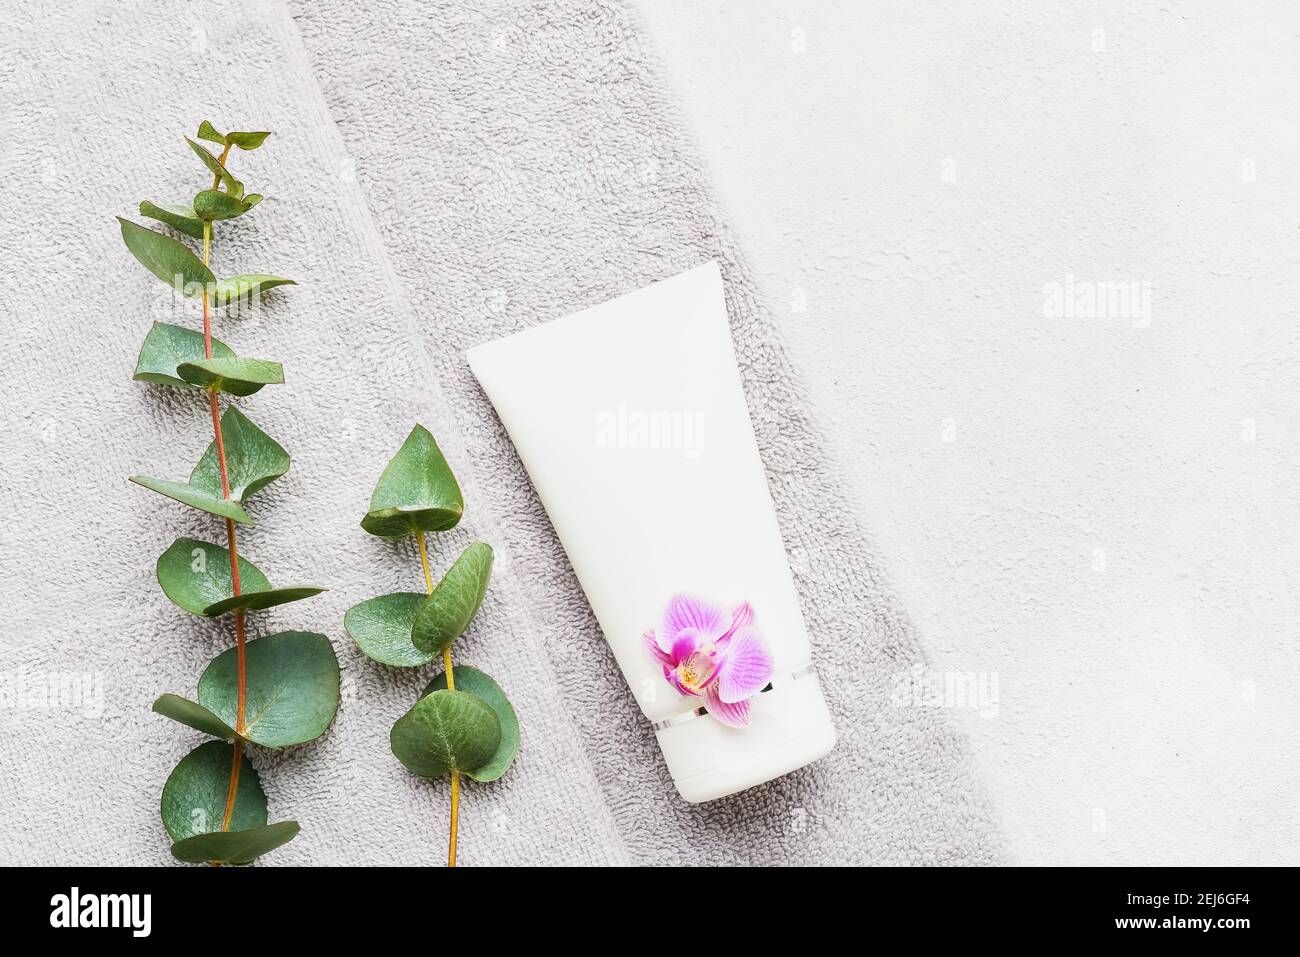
<box><xmin>467</xmin><ymin>262</ymin><xmax>835</xmax><ymax>802</ymax></box>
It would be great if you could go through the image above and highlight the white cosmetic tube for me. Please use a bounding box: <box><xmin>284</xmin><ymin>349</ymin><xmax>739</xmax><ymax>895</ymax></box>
<box><xmin>467</xmin><ymin>262</ymin><xmax>835</xmax><ymax>802</ymax></box>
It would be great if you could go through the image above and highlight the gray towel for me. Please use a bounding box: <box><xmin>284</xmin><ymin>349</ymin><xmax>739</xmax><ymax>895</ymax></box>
<box><xmin>0</xmin><ymin>0</ymin><xmax>1005</xmax><ymax>864</ymax></box>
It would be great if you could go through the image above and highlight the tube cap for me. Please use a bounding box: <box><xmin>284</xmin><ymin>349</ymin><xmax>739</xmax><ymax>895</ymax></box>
<box><xmin>654</xmin><ymin>670</ymin><xmax>836</xmax><ymax>803</ymax></box>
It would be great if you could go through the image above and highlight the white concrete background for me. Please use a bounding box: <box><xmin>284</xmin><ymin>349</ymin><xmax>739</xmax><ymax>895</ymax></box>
<box><xmin>637</xmin><ymin>0</ymin><xmax>1300</xmax><ymax>865</ymax></box>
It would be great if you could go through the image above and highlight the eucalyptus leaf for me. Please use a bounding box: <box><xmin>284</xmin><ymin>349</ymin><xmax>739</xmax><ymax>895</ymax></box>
<box><xmin>198</xmin><ymin>632</ymin><xmax>340</xmax><ymax>749</ymax></box>
<box><xmin>128</xmin><ymin>474</ymin><xmax>252</xmax><ymax>524</ymax></box>
<box><xmin>189</xmin><ymin>407</ymin><xmax>289</xmax><ymax>503</ymax></box>
<box><xmin>411</xmin><ymin>542</ymin><xmax>493</xmax><ymax>654</ymax></box>
<box><xmin>118</xmin><ymin>217</ymin><xmax>214</xmax><ymax>292</ymax></box>
<box><xmin>390</xmin><ymin>689</ymin><xmax>500</xmax><ymax>778</ymax></box>
<box><xmin>202</xmin><ymin>586</ymin><xmax>325</xmax><ymax>618</ymax></box>
<box><xmin>195</xmin><ymin>121</ymin><xmax>270</xmax><ymax>152</ymax></box>
<box><xmin>156</xmin><ymin>537</ymin><xmax>271</xmax><ymax>617</ymax></box>
<box><xmin>193</xmin><ymin>189</ymin><xmax>252</xmax><ymax>221</ymax></box>
<box><xmin>423</xmin><ymin>667</ymin><xmax>519</xmax><ymax>782</ymax></box>
<box><xmin>186</xmin><ymin>137</ymin><xmax>225</xmax><ymax>179</ymax></box>
<box><xmin>197</xmin><ymin>120</ymin><xmax>225</xmax><ymax>145</ymax></box>
<box><xmin>361</xmin><ymin>425</ymin><xmax>464</xmax><ymax>538</ymax></box>
<box><xmin>343</xmin><ymin>592</ymin><xmax>434</xmax><ymax>667</ymax></box>
<box><xmin>185</xmin><ymin>137</ymin><xmax>243</xmax><ymax>198</ymax></box>
<box><xmin>139</xmin><ymin>200</ymin><xmax>205</xmax><ymax>240</ymax></box>
<box><xmin>152</xmin><ymin>693</ymin><xmax>237</xmax><ymax>740</ymax></box>
<box><xmin>171</xmin><ymin>821</ymin><xmax>299</xmax><ymax>865</ymax></box>
<box><xmin>211</xmin><ymin>274</ymin><xmax>295</xmax><ymax>308</ymax></box>
<box><xmin>161</xmin><ymin>740</ymin><xmax>265</xmax><ymax>843</ymax></box>
<box><xmin>133</xmin><ymin>322</ymin><xmax>235</xmax><ymax>389</ymax></box>
<box><xmin>227</xmin><ymin>130</ymin><xmax>271</xmax><ymax>150</ymax></box>
<box><xmin>176</xmin><ymin>357</ymin><xmax>283</xmax><ymax>396</ymax></box>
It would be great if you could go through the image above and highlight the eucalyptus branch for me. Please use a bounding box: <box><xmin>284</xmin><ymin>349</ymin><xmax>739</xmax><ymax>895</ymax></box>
<box><xmin>198</xmin><ymin>138</ymin><xmax>250</xmax><ymax>838</ymax></box>
<box><xmin>120</xmin><ymin>120</ymin><xmax>341</xmax><ymax>866</ymax></box>
<box><xmin>345</xmin><ymin>427</ymin><xmax>519</xmax><ymax>867</ymax></box>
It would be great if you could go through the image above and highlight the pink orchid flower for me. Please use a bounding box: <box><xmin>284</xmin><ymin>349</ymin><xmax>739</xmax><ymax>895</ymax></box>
<box><xmin>644</xmin><ymin>593</ymin><xmax>775</xmax><ymax>727</ymax></box>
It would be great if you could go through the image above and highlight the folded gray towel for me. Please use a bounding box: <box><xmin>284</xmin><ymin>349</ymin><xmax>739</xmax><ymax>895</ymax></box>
<box><xmin>0</xmin><ymin>0</ymin><xmax>1004</xmax><ymax>865</ymax></box>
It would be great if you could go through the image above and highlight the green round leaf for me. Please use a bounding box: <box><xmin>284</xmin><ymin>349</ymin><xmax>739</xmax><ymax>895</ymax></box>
<box><xmin>198</xmin><ymin>632</ymin><xmax>341</xmax><ymax>749</ymax></box>
<box><xmin>118</xmin><ymin>217</ymin><xmax>214</xmax><ymax>292</ymax></box>
<box><xmin>128</xmin><ymin>474</ymin><xmax>252</xmax><ymax>524</ymax></box>
<box><xmin>171</xmin><ymin>821</ymin><xmax>299</xmax><ymax>865</ymax></box>
<box><xmin>211</xmin><ymin>274</ymin><xmax>295</xmax><ymax>309</ymax></box>
<box><xmin>194</xmin><ymin>122</ymin><xmax>270</xmax><ymax>152</ymax></box>
<box><xmin>360</xmin><ymin>425</ymin><xmax>464</xmax><ymax>538</ymax></box>
<box><xmin>152</xmin><ymin>693</ymin><xmax>236</xmax><ymax>740</ymax></box>
<box><xmin>156</xmin><ymin>538</ymin><xmax>271</xmax><ymax>617</ymax></box>
<box><xmin>411</xmin><ymin>542</ymin><xmax>493</xmax><ymax>654</ymax></box>
<box><xmin>189</xmin><ymin>406</ymin><xmax>290</xmax><ymax>503</ymax></box>
<box><xmin>390</xmin><ymin>689</ymin><xmax>500</xmax><ymax>778</ymax></box>
<box><xmin>155</xmin><ymin>537</ymin><xmax>323</xmax><ymax>617</ymax></box>
<box><xmin>202</xmin><ymin>586</ymin><xmax>326</xmax><ymax>618</ymax></box>
<box><xmin>185</xmin><ymin>137</ymin><xmax>243</xmax><ymax>198</ymax></box>
<box><xmin>161</xmin><ymin>741</ymin><xmax>265</xmax><ymax>842</ymax></box>
<box><xmin>196</xmin><ymin>120</ymin><xmax>225</xmax><ymax>145</ymax></box>
<box><xmin>344</xmin><ymin>592</ymin><xmax>435</xmax><ymax>667</ymax></box>
<box><xmin>139</xmin><ymin>200</ymin><xmax>205</xmax><ymax>240</ymax></box>
<box><xmin>422</xmin><ymin>667</ymin><xmax>519</xmax><ymax>782</ymax></box>
<box><xmin>227</xmin><ymin>130</ymin><xmax>271</xmax><ymax>150</ymax></box>
<box><xmin>176</xmin><ymin>357</ymin><xmax>283</xmax><ymax>396</ymax></box>
<box><xmin>133</xmin><ymin>322</ymin><xmax>235</xmax><ymax>389</ymax></box>
<box><xmin>193</xmin><ymin>189</ymin><xmax>251</xmax><ymax>221</ymax></box>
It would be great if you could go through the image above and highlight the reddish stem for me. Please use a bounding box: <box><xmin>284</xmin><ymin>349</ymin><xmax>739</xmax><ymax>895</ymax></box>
<box><xmin>220</xmin><ymin>740</ymin><xmax>243</xmax><ymax>832</ymax></box>
<box><xmin>198</xmin><ymin>143</ymin><xmax>249</xmax><ymax>840</ymax></box>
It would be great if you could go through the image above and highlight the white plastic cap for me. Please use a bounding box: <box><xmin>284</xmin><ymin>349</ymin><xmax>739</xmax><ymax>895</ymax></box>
<box><xmin>654</xmin><ymin>672</ymin><xmax>836</xmax><ymax>803</ymax></box>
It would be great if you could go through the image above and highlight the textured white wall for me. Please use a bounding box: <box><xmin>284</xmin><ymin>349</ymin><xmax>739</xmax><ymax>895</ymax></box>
<box><xmin>637</xmin><ymin>0</ymin><xmax>1300</xmax><ymax>864</ymax></box>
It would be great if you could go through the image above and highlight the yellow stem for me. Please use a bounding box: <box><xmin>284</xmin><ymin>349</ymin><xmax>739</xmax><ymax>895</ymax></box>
<box><xmin>416</xmin><ymin>530</ymin><xmax>459</xmax><ymax>867</ymax></box>
<box><xmin>415</xmin><ymin>529</ymin><xmax>435</xmax><ymax>592</ymax></box>
<box><xmin>448</xmin><ymin>768</ymin><xmax>460</xmax><ymax>867</ymax></box>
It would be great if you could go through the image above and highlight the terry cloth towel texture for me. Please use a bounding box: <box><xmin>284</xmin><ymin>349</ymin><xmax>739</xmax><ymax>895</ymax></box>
<box><xmin>0</xmin><ymin>0</ymin><xmax>1006</xmax><ymax>865</ymax></box>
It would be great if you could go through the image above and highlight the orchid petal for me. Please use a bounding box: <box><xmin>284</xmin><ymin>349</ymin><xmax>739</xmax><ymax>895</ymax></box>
<box><xmin>644</xmin><ymin>629</ymin><xmax>672</xmax><ymax>668</ymax></box>
<box><xmin>717</xmin><ymin>626</ymin><xmax>774</xmax><ymax>703</ymax></box>
<box><xmin>718</xmin><ymin>601</ymin><xmax>755</xmax><ymax>645</ymax></box>
<box><xmin>706</xmin><ymin>684</ymin><xmax>751</xmax><ymax>727</ymax></box>
<box><xmin>730</xmin><ymin>601</ymin><xmax>755</xmax><ymax>629</ymax></box>
<box><xmin>661</xmin><ymin>593</ymin><xmax>729</xmax><ymax>648</ymax></box>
